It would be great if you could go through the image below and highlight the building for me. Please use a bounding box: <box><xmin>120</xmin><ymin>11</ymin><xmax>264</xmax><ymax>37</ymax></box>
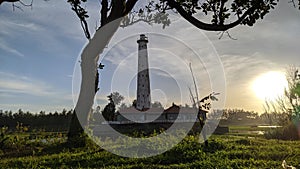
<box><xmin>116</xmin><ymin>103</ymin><xmax>202</xmax><ymax>124</ymax></box>
<box><xmin>136</xmin><ymin>34</ymin><xmax>151</xmax><ymax>110</ymax></box>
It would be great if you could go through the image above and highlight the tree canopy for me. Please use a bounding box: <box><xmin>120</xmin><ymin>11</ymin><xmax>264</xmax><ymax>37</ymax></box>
<box><xmin>66</xmin><ymin>0</ymin><xmax>290</xmax><ymax>39</ymax></box>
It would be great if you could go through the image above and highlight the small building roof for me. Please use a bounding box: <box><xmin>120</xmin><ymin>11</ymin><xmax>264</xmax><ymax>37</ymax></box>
<box><xmin>119</xmin><ymin>107</ymin><xmax>164</xmax><ymax>114</ymax></box>
<box><xmin>118</xmin><ymin>103</ymin><xmax>208</xmax><ymax>114</ymax></box>
<box><xmin>163</xmin><ymin>103</ymin><xmax>207</xmax><ymax>114</ymax></box>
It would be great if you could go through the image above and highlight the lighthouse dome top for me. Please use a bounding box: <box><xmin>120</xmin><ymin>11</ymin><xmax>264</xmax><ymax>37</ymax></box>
<box><xmin>137</xmin><ymin>34</ymin><xmax>148</xmax><ymax>43</ymax></box>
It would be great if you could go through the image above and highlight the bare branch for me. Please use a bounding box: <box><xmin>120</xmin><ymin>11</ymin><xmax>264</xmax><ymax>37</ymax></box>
<box><xmin>0</xmin><ymin>0</ymin><xmax>19</xmax><ymax>5</ymax></box>
<box><xmin>219</xmin><ymin>0</ymin><xmax>226</xmax><ymax>25</ymax></box>
<box><xmin>123</xmin><ymin>0</ymin><xmax>139</xmax><ymax>16</ymax></box>
<box><xmin>120</xmin><ymin>18</ymin><xmax>155</xmax><ymax>28</ymax></box>
<box><xmin>18</xmin><ymin>0</ymin><xmax>33</xmax><ymax>7</ymax></box>
<box><xmin>4</xmin><ymin>0</ymin><xmax>33</xmax><ymax>11</ymax></box>
<box><xmin>218</xmin><ymin>31</ymin><xmax>237</xmax><ymax>40</ymax></box>
<box><xmin>100</xmin><ymin>0</ymin><xmax>108</xmax><ymax>26</ymax></box>
<box><xmin>289</xmin><ymin>0</ymin><xmax>296</xmax><ymax>8</ymax></box>
<box><xmin>68</xmin><ymin>0</ymin><xmax>91</xmax><ymax>39</ymax></box>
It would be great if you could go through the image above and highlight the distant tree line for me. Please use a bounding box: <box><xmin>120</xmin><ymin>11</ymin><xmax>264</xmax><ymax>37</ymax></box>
<box><xmin>0</xmin><ymin>109</ymin><xmax>73</xmax><ymax>132</ymax></box>
<box><xmin>0</xmin><ymin>107</ymin><xmax>289</xmax><ymax>133</ymax></box>
<box><xmin>218</xmin><ymin>109</ymin><xmax>289</xmax><ymax>126</ymax></box>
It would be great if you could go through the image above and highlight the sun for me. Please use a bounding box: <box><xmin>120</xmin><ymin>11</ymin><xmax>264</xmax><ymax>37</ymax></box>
<box><xmin>252</xmin><ymin>71</ymin><xmax>288</xmax><ymax>101</ymax></box>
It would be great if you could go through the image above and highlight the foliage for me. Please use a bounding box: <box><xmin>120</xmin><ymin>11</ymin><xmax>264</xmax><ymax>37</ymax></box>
<box><xmin>0</xmin><ymin>134</ymin><xmax>300</xmax><ymax>168</ymax></box>
<box><xmin>263</xmin><ymin>67</ymin><xmax>300</xmax><ymax>140</ymax></box>
<box><xmin>222</xmin><ymin>109</ymin><xmax>259</xmax><ymax>121</ymax></box>
<box><xmin>102</xmin><ymin>102</ymin><xmax>116</xmax><ymax>121</ymax></box>
<box><xmin>102</xmin><ymin>92</ymin><xmax>124</xmax><ymax>121</ymax></box>
<box><xmin>66</xmin><ymin>0</ymin><xmax>286</xmax><ymax>38</ymax></box>
<box><xmin>109</xmin><ymin>92</ymin><xmax>125</xmax><ymax>106</ymax></box>
<box><xmin>0</xmin><ymin>109</ymin><xmax>73</xmax><ymax>132</ymax></box>
<box><xmin>264</xmin><ymin>122</ymin><xmax>299</xmax><ymax>140</ymax></box>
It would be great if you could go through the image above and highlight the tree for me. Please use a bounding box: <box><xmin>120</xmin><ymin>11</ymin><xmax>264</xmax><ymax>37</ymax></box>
<box><xmin>132</xmin><ymin>99</ymin><xmax>137</xmax><ymax>108</ymax></box>
<box><xmin>262</xmin><ymin>67</ymin><xmax>300</xmax><ymax>139</ymax></box>
<box><xmin>109</xmin><ymin>92</ymin><xmax>125</xmax><ymax>106</ymax></box>
<box><xmin>102</xmin><ymin>92</ymin><xmax>124</xmax><ymax>121</ymax></box>
<box><xmin>102</xmin><ymin>100</ymin><xmax>116</xmax><ymax>122</ymax></box>
<box><xmin>264</xmin><ymin>67</ymin><xmax>300</xmax><ymax>121</ymax></box>
<box><xmin>285</xmin><ymin>67</ymin><xmax>300</xmax><ymax>117</ymax></box>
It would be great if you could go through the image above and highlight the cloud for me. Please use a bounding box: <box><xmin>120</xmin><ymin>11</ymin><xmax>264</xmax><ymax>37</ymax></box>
<box><xmin>221</xmin><ymin>53</ymin><xmax>282</xmax><ymax>84</ymax></box>
<box><xmin>0</xmin><ymin>1</ymin><xmax>88</xmax><ymax>59</ymax></box>
<box><xmin>0</xmin><ymin>71</ymin><xmax>74</xmax><ymax>112</ymax></box>
<box><xmin>0</xmin><ymin>41</ymin><xmax>24</xmax><ymax>58</ymax></box>
<box><xmin>0</xmin><ymin>72</ymin><xmax>72</xmax><ymax>99</ymax></box>
<box><xmin>0</xmin><ymin>72</ymin><xmax>56</xmax><ymax>96</ymax></box>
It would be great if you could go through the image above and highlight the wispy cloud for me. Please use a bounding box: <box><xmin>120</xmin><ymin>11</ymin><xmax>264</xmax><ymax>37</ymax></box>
<box><xmin>0</xmin><ymin>71</ymin><xmax>73</xmax><ymax>111</ymax></box>
<box><xmin>0</xmin><ymin>72</ymin><xmax>56</xmax><ymax>96</ymax></box>
<box><xmin>0</xmin><ymin>42</ymin><xmax>24</xmax><ymax>58</ymax></box>
<box><xmin>221</xmin><ymin>53</ymin><xmax>281</xmax><ymax>84</ymax></box>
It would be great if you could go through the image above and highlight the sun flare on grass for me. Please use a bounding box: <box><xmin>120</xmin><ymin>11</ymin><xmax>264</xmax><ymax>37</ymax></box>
<box><xmin>252</xmin><ymin>71</ymin><xmax>288</xmax><ymax>101</ymax></box>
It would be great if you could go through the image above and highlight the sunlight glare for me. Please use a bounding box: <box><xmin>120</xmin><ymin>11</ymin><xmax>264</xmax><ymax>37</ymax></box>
<box><xmin>252</xmin><ymin>71</ymin><xmax>288</xmax><ymax>101</ymax></box>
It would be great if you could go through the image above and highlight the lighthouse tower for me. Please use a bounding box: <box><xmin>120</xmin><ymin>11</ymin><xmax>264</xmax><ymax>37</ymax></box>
<box><xmin>136</xmin><ymin>34</ymin><xmax>151</xmax><ymax>110</ymax></box>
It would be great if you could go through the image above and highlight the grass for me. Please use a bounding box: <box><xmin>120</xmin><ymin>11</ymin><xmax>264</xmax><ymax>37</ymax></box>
<box><xmin>0</xmin><ymin>133</ymin><xmax>299</xmax><ymax>168</ymax></box>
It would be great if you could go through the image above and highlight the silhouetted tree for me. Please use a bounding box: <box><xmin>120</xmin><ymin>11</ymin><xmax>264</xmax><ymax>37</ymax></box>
<box><xmin>132</xmin><ymin>99</ymin><xmax>137</xmax><ymax>108</ymax></box>
<box><xmin>110</xmin><ymin>92</ymin><xmax>125</xmax><ymax>106</ymax></box>
<box><xmin>102</xmin><ymin>92</ymin><xmax>124</xmax><ymax>121</ymax></box>
<box><xmin>102</xmin><ymin>104</ymin><xmax>115</xmax><ymax>122</ymax></box>
<box><xmin>0</xmin><ymin>109</ymin><xmax>73</xmax><ymax>132</ymax></box>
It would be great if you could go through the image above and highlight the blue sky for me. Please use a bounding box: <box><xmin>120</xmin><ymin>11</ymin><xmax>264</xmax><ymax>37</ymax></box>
<box><xmin>0</xmin><ymin>0</ymin><xmax>300</xmax><ymax>113</ymax></box>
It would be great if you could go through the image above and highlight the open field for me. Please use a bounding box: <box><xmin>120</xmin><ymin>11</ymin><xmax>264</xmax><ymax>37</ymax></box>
<box><xmin>0</xmin><ymin>131</ymin><xmax>299</xmax><ymax>169</ymax></box>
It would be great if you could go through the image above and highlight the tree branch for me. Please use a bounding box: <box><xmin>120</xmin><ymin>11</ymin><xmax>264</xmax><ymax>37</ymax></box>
<box><xmin>166</xmin><ymin>0</ymin><xmax>259</xmax><ymax>31</ymax></box>
<box><xmin>219</xmin><ymin>0</ymin><xmax>226</xmax><ymax>25</ymax></box>
<box><xmin>289</xmin><ymin>0</ymin><xmax>296</xmax><ymax>8</ymax></box>
<box><xmin>123</xmin><ymin>0</ymin><xmax>138</xmax><ymax>15</ymax></box>
<box><xmin>68</xmin><ymin>0</ymin><xmax>91</xmax><ymax>39</ymax></box>
<box><xmin>105</xmin><ymin>0</ymin><xmax>138</xmax><ymax>24</ymax></box>
<box><xmin>0</xmin><ymin>0</ymin><xmax>19</xmax><ymax>5</ymax></box>
<box><xmin>100</xmin><ymin>0</ymin><xmax>108</xmax><ymax>26</ymax></box>
<box><xmin>120</xmin><ymin>18</ymin><xmax>155</xmax><ymax>28</ymax></box>
<box><xmin>0</xmin><ymin>0</ymin><xmax>33</xmax><ymax>11</ymax></box>
<box><xmin>106</xmin><ymin>0</ymin><xmax>124</xmax><ymax>25</ymax></box>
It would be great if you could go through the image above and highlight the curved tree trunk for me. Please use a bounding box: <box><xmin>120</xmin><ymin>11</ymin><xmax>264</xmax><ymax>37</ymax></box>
<box><xmin>67</xmin><ymin>18</ymin><xmax>123</xmax><ymax>146</ymax></box>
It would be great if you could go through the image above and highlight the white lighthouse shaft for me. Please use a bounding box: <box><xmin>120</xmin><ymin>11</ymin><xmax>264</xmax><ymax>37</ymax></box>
<box><xmin>136</xmin><ymin>34</ymin><xmax>151</xmax><ymax>110</ymax></box>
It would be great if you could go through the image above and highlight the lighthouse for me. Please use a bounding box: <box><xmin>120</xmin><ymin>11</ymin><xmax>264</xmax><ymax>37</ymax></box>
<box><xmin>136</xmin><ymin>34</ymin><xmax>151</xmax><ymax>110</ymax></box>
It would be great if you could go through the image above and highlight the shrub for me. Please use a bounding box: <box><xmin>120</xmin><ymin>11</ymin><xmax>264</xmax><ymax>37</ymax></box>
<box><xmin>265</xmin><ymin>122</ymin><xmax>299</xmax><ymax>140</ymax></box>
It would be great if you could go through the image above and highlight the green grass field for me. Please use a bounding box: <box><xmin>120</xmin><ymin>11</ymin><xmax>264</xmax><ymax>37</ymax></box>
<box><xmin>0</xmin><ymin>132</ymin><xmax>299</xmax><ymax>169</ymax></box>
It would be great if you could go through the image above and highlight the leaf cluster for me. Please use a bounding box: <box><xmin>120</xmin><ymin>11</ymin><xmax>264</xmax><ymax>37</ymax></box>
<box><xmin>176</xmin><ymin>0</ymin><xmax>279</xmax><ymax>26</ymax></box>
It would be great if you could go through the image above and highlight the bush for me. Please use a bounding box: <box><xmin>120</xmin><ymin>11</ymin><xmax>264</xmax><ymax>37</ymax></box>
<box><xmin>265</xmin><ymin>122</ymin><xmax>299</xmax><ymax>140</ymax></box>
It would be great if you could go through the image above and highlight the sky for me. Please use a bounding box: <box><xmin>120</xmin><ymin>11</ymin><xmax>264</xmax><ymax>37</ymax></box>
<box><xmin>0</xmin><ymin>0</ymin><xmax>299</xmax><ymax>114</ymax></box>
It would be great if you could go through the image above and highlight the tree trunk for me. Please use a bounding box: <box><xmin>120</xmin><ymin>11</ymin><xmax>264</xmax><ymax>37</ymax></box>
<box><xmin>67</xmin><ymin>110</ymin><xmax>85</xmax><ymax>147</ymax></box>
<box><xmin>67</xmin><ymin>18</ymin><xmax>123</xmax><ymax>146</ymax></box>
